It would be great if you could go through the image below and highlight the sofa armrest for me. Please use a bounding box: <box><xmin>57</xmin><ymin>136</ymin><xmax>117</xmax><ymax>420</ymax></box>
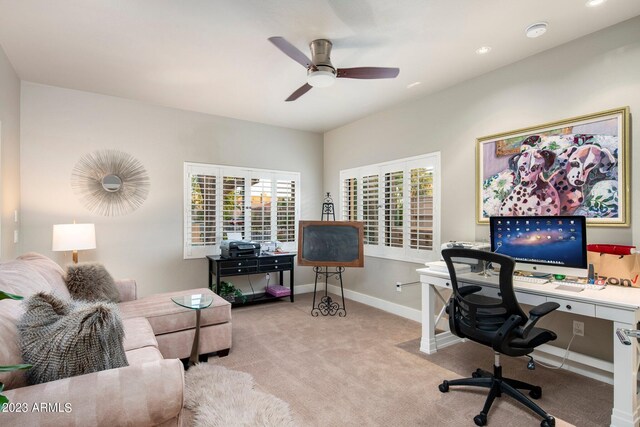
<box><xmin>0</xmin><ymin>359</ymin><xmax>184</xmax><ymax>426</ymax></box>
<box><xmin>116</xmin><ymin>278</ymin><xmax>137</xmax><ymax>302</ymax></box>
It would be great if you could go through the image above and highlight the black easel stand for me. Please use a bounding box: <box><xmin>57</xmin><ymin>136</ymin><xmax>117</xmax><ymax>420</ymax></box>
<box><xmin>311</xmin><ymin>192</ymin><xmax>347</xmax><ymax>316</ymax></box>
<box><xmin>311</xmin><ymin>266</ymin><xmax>346</xmax><ymax>317</ymax></box>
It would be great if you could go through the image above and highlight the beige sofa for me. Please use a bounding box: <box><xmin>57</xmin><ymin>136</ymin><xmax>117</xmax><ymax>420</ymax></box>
<box><xmin>0</xmin><ymin>253</ymin><xmax>232</xmax><ymax>426</ymax></box>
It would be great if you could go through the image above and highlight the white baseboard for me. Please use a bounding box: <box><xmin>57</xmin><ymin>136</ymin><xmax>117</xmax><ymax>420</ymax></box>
<box><xmin>533</xmin><ymin>344</ymin><xmax>614</xmax><ymax>384</ymax></box>
<box><xmin>298</xmin><ymin>282</ymin><xmax>421</xmax><ymax>322</ymax></box>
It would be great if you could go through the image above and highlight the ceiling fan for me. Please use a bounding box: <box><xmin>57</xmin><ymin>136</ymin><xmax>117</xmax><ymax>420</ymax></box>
<box><xmin>268</xmin><ymin>37</ymin><xmax>400</xmax><ymax>102</ymax></box>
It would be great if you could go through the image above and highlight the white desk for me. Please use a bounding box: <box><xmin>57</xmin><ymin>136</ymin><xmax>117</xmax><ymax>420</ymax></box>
<box><xmin>417</xmin><ymin>267</ymin><xmax>640</xmax><ymax>427</ymax></box>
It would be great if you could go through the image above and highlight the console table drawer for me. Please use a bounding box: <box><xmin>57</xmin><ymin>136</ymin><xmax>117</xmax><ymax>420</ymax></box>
<box><xmin>221</xmin><ymin>266</ymin><xmax>259</xmax><ymax>275</ymax></box>
<box><xmin>549</xmin><ymin>297</ymin><xmax>595</xmax><ymax>317</ymax></box>
<box><xmin>219</xmin><ymin>259</ymin><xmax>258</xmax><ymax>269</ymax></box>
<box><xmin>259</xmin><ymin>262</ymin><xmax>292</xmax><ymax>272</ymax></box>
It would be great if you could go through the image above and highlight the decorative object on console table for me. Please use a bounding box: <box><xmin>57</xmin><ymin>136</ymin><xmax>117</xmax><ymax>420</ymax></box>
<box><xmin>218</xmin><ymin>281</ymin><xmax>246</xmax><ymax>304</ymax></box>
<box><xmin>477</xmin><ymin>106</ymin><xmax>629</xmax><ymax>225</ymax></box>
<box><xmin>52</xmin><ymin>223</ymin><xmax>96</xmax><ymax>264</ymax></box>
<box><xmin>71</xmin><ymin>149</ymin><xmax>150</xmax><ymax>216</ymax></box>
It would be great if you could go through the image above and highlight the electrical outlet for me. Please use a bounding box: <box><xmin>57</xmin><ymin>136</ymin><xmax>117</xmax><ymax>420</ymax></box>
<box><xmin>573</xmin><ymin>320</ymin><xmax>585</xmax><ymax>337</ymax></box>
<box><xmin>396</xmin><ymin>282</ymin><xmax>402</xmax><ymax>293</ymax></box>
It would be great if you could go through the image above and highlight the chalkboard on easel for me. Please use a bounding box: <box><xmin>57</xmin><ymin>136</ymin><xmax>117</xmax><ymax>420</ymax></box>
<box><xmin>297</xmin><ymin>221</ymin><xmax>364</xmax><ymax>267</ymax></box>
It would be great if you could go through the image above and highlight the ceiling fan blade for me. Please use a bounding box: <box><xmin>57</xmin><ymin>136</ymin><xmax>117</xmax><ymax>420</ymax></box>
<box><xmin>268</xmin><ymin>37</ymin><xmax>313</xmax><ymax>69</ymax></box>
<box><xmin>337</xmin><ymin>67</ymin><xmax>400</xmax><ymax>79</ymax></box>
<box><xmin>285</xmin><ymin>83</ymin><xmax>312</xmax><ymax>102</ymax></box>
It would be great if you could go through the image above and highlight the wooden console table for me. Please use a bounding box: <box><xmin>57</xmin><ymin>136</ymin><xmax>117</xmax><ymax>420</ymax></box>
<box><xmin>206</xmin><ymin>253</ymin><xmax>295</xmax><ymax>307</ymax></box>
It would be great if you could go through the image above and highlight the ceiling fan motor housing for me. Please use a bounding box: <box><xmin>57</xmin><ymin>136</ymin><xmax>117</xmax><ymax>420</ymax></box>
<box><xmin>309</xmin><ymin>39</ymin><xmax>335</xmax><ymax>72</ymax></box>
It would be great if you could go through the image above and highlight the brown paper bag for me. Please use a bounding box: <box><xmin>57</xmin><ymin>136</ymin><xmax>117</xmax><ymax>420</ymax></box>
<box><xmin>587</xmin><ymin>251</ymin><xmax>640</xmax><ymax>287</ymax></box>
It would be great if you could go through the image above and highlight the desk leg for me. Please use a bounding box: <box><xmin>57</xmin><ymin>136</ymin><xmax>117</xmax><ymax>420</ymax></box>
<box><xmin>420</xmin><ymin>281</ymin><xmax>461</xmax><ymax>355</ymax></box>
<box><xmin>421</xmin><ymin>283</ymin><xmax>438</xmax><ymax>354</ymax></box>
<box><xmin>610</xmin><ymin>320</ymin><xmax>640</xmax><ymax>427</ymax></box>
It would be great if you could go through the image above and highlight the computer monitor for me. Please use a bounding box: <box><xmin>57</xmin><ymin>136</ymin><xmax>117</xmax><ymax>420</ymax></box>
<box><xmin>489</xmin><ymin>215</ymin><xmax>588</xmax><ymax>277</ymax></box>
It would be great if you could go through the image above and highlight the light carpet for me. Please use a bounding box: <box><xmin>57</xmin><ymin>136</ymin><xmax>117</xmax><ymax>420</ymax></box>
<box><xmin>184</xmin><ymin>363</ymin><xmax>295</xmax><ymax>427</ymax></box>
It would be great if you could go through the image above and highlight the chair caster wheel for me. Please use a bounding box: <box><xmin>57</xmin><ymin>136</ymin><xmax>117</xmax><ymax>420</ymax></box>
<box><xmin>474</xmin><ymin>413</ymin><xmax>487</xmax><ymax>426</ymax></box>
<box><xmin>529</xmin><ymin>386</ymin><xmax>542</xmax><ymax>399</ymax></box>
<box><xmin>438</xmin><ymin>381</ymin><xmax>449</xmax><ymax>393</ymax></box>
<box><xmin>541</xmin><ymin>416</ymin><xmax>555</xmax><ymax>427</ymax></box>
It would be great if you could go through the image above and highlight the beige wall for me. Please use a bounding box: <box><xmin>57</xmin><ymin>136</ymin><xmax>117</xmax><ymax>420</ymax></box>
<box><xmin>324</xmin><ymin>17</ymin><xmax>640</xmax><ymax>361</ymax></box>
<box><xmin>20</xmin><ymin>82</ymin><xmax>323</xmax><ymax>297</ymax></box>
<box><xmin>0</xmin><ymin>44</ymin><xmax>20</xmax><ymax>260</ymax></box>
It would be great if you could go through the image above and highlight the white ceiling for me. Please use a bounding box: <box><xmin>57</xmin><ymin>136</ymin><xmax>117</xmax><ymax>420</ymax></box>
<box><xmin>0</xmin><ymin>0</ymin><xmax>639</xmax><ymax>133</ymax></box>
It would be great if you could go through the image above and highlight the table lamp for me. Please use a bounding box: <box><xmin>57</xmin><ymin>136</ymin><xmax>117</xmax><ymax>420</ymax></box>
<box><xmin>52</xmin><ymin>223</ymin><xmax>96</xmax><ymax>263</ymax></box>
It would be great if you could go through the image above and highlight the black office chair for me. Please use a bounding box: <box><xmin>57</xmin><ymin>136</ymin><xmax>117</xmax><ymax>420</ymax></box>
<box><xmin>438</xmin><ymin>248</ymin><xmax>559</xmax><ymax>427</ymax></box>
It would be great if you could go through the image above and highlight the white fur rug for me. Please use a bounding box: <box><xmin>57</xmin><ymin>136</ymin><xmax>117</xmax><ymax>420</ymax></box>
<box><xmin>184</xmin><ymin>363</ymin><xmax>296</xmax><ymax>427</ymax></box>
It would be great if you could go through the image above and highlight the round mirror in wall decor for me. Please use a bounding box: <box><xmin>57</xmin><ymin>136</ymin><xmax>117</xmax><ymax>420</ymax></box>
<box><xmin>71</xmin><ymin>149</ymin><xmax>150</xmax><ymax>216</ymax></box>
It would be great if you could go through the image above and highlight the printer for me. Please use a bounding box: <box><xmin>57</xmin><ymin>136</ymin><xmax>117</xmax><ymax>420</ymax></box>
<box><xmin>440</xmin><ymin>241</ymin><xmax>491</xmax><ymax>272</ymax></box>
<box><xmin>220</xmin><ymin>240</ymin><xmax>261</xmax><ymax>258</ymax></box>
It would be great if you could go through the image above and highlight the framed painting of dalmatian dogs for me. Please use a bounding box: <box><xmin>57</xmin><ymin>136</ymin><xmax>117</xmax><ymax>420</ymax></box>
<box><xmin>477</xmin><ymin>107</ymin><xmax>629</xmax><ymax>226</ymax></box>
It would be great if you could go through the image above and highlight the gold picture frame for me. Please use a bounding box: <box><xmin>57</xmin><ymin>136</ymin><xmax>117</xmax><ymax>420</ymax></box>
<box><xmin>476</xmin><ymin>107</ymin><xmax>630</xmax><ymax>226</ymax></box>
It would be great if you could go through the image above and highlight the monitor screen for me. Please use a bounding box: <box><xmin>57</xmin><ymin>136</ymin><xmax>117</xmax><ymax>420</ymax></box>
<box><xmin>489</xmin><ymin>216</ymin><xmax>587</xmax><ymax>274</ymax></box>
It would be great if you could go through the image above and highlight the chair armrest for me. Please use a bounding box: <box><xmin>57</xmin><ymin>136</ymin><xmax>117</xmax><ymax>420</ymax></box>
<box><xmin>1</xmin><ymin>359</ymin><xmax>184</xmax><ymax>426</ymax></box>
<box><xmin>115</xmin><ymin>278</ymin><xmax>137</xmax><ymax>302</ymax></box>
<box><xmin>520</xmin><ymin>302</ymin><xmax>560</xmax><ymax>338</ymax></box>
<box><xmin>529</xmin><ymin>301</ymin><xmax>560</xmax><ymax>318</ymax></box>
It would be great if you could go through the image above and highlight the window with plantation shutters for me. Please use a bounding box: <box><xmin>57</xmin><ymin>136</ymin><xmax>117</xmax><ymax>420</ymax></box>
<box><xmin>339</xmin><ymin>153</ymin><xmax>440</xmax><ymax>263</ymax></box>
<box><xmin>184</xmin><ymin>163</ymin><xmax>300</xmax><ymax>259</ymax></box>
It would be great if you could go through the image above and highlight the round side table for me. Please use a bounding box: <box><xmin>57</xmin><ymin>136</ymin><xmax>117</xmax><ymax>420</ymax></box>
<box><xmin>171</xmin><ymin>293</ymin><xmax>214</xmax><ymax>367</ymax></box>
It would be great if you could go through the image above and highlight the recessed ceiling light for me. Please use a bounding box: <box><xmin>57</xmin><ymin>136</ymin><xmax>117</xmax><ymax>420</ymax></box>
<box><xmin>586</xmin><ymin>0</ymin><xmax>606</xmax><ymax>6</ymax></box>
<box><xmin>407</xmin><ymin>81</ymin><xmax>422</xmax><ymax>89</ymax></box>
<box><xmin>525</xmin><ymin>22</ymin><xmax>548</xmax><ymax>38</ymax></box>
<box><xmin>475</xmin><ymin>46</ymin><xmax>492</xmax><ymax>55</ymax></box>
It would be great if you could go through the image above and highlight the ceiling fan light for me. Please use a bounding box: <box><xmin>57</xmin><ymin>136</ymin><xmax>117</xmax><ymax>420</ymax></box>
<box><xmin>307</xmin><ymin>70</ymin><xmax>335</xmax><ymax>87</ymax></box>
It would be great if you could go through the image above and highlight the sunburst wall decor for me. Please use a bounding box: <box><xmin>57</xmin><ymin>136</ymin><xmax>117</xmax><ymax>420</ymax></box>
<box><xmin>71</xmin><ymin>149</ymin><xmax>150</xmax><ymax>216</ymax></box>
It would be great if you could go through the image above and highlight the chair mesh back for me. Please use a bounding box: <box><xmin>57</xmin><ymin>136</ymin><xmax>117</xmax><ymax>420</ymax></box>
<box><xmin>441</xmin><ymin>248</ymin><xmax>528</xmax><ymax>346</ymax></box>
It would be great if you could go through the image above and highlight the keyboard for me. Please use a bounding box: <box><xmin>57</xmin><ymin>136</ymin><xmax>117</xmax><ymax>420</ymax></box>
<box><xmin>513</xmin><ymin>276</ymin><xmax>549</xmax><ymax>284</ymax></box>
<box><xmin>551</xmin><ymin>281</ymin><xmax>606</xmax><ymax>291</ymax></box>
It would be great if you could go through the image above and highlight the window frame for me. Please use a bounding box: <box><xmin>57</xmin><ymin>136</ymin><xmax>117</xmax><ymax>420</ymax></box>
<box><xmin>184</xmin><ymin>162</ymin><xmax>300</xmax><ymax>259</ymax></box>
<box><xmin>339</xmin><ymin>152</ymin><xmax>441</xmax><ymax>263</ymax></box>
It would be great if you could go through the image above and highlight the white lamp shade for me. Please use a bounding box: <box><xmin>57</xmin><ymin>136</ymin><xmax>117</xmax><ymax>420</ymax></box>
<box><xmin>52</xmin><ymin>224</ymin><xmax>96</xmax><ymax>251</ymax></box>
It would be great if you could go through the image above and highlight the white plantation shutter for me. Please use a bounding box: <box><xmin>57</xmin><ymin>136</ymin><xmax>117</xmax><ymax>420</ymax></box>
<box><xmin>184</xmin><ymin>163</ymin><xmax>300</xmax><ymax>259</ymax></box>
<box><xmin>275</xmin><ymin>178</ymin><xmax>297</xmax><ymax>247</ymax></box>
<box><xmin>342</xmin><ymin>176</ymin><xmax>358</xmax><ymax>221</ymax></box>
<box><xmin>361</xmin><ymin>174</ymin><xmax>379</xmax><ymax>245</ymax></box>
<box><xmin>339</xmin><ymin>153</ymin><xmax>440</xmax><ymax>263</ymax></box>
<box><xmin>384</xmin><ymin>170</ymin><xmax>404</xmax><ymax>249</ymax></box>
<box><xmin>222</xmin><ymin>174</ymin><xmax>246</xmax><ymax>240</ymax></box>
<box><xmin>409</xmin><ymin>167</ymin><xmax>434</xmax><ymax>252</ymax></box>
<box><xmin>249</xmin><ymin>177</ymin><xmax>272</xmax><ymax>242</ymax></box>
<box><xmin>184</xmin><ymin>164</ymin><xmax>219</xmax><ymax>258</ymax></box>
